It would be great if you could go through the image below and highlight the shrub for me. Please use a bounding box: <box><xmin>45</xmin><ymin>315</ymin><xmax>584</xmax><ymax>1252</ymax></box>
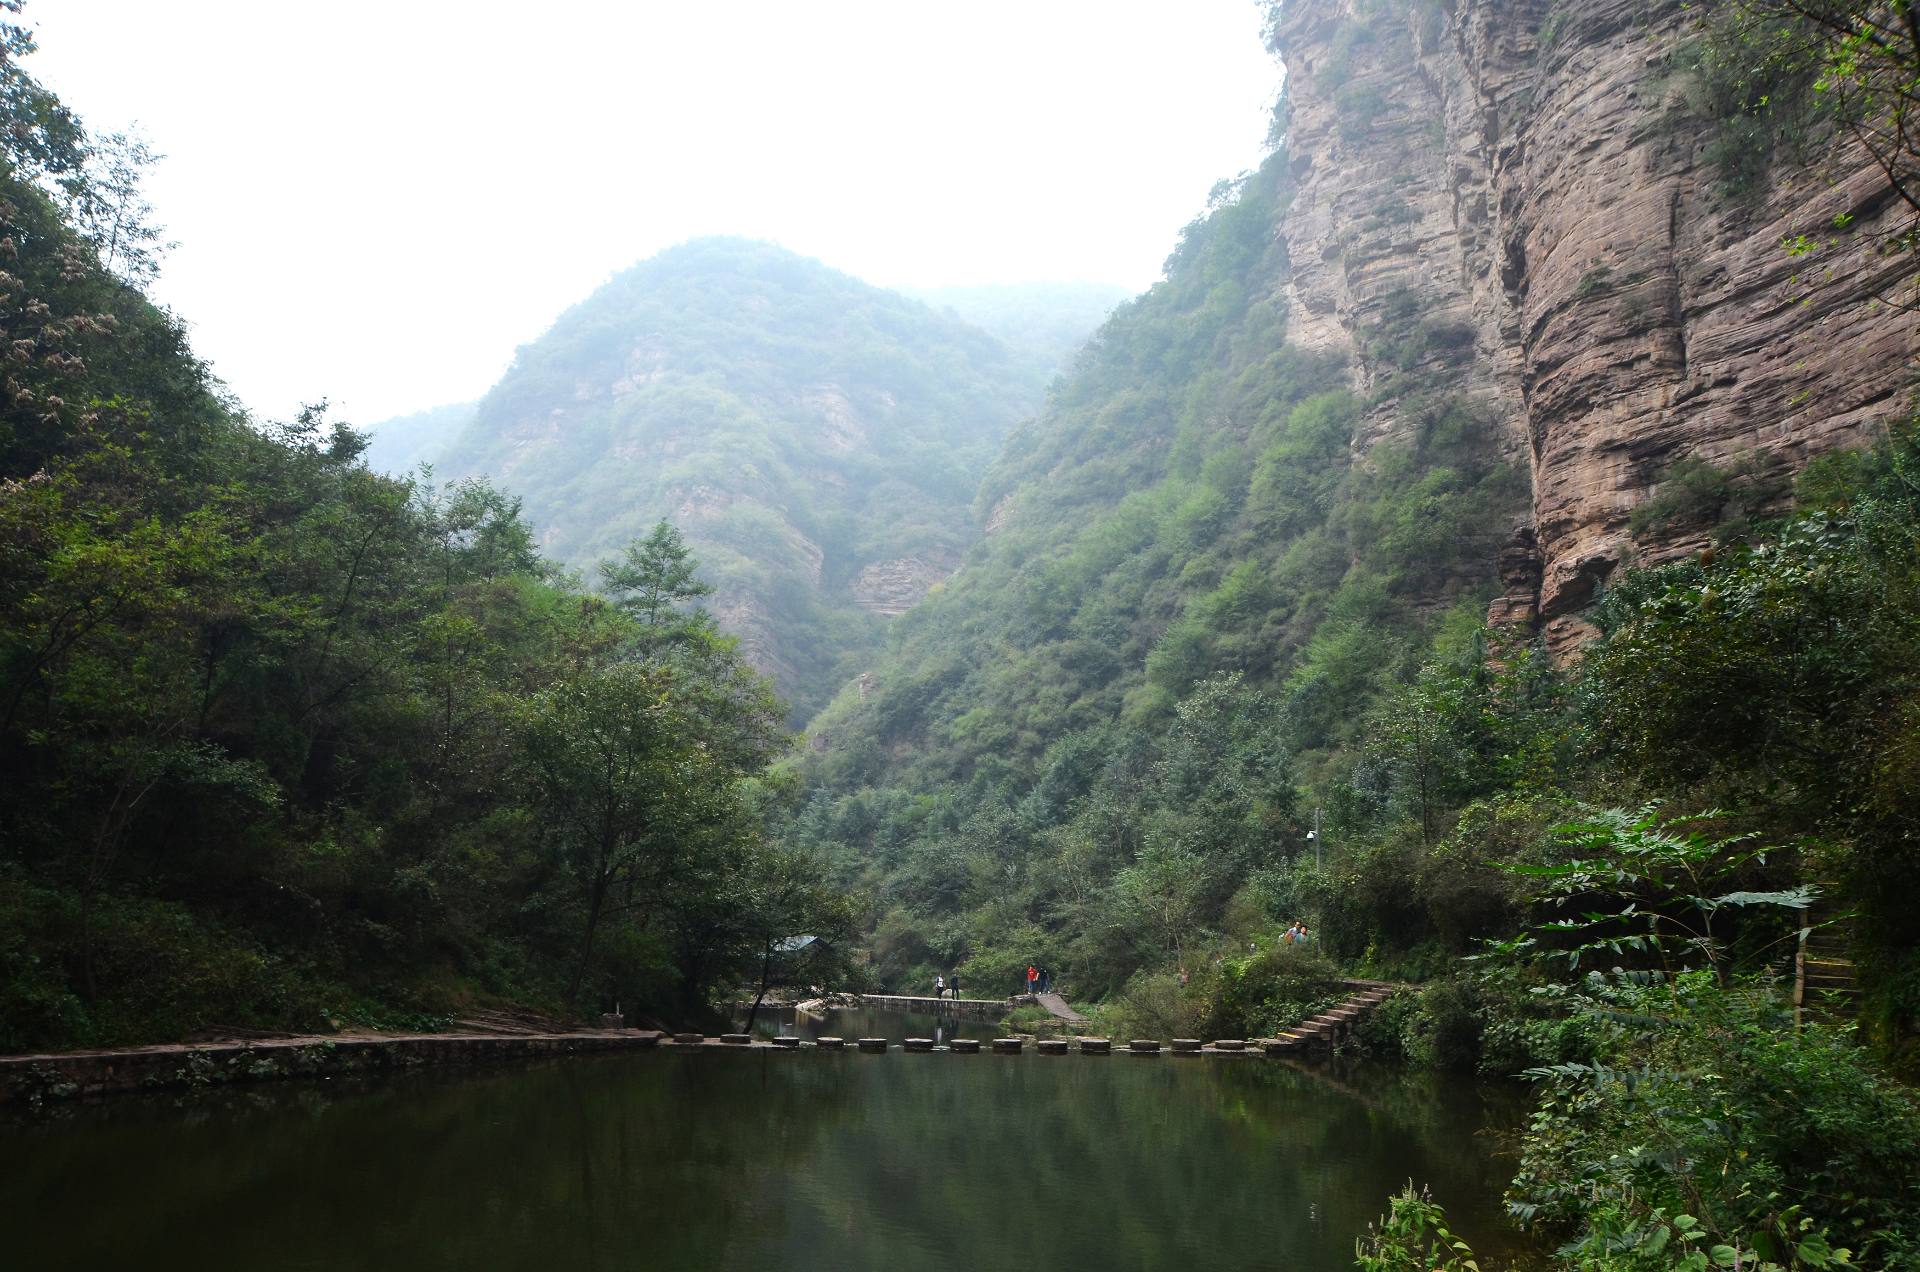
<box><xmin>1193</xmin><ymin>943</ymin><xmax>1344</xmax><ymax>1039</ymax></box>
<box><xmin>1405</xmin><ymin>977</ymin><xmax>1485</xmax><ymax>1071</ymax></box>
<box><xmin>1355</xmin><ymin>1184</ymin><xmax>1482</xmax><ymax>1271</ymax></box>
<box><xmin>1510</xmin><ymin>978</ymin><xmax>1918</xmax><ymax>1266</ymax></box>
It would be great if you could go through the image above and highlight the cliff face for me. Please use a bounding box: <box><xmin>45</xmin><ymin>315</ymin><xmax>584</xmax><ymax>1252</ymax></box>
<box><xmin>1274</xmin><ymin>0</ymin><xmax>1919</xmax><ymax>652</ymax></box>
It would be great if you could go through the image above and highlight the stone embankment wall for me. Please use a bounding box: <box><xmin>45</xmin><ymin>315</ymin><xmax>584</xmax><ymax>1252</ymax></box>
<box><xmin>0</xmin><ymin>1030</ymin><xmax>664</xmax><ymax>1106</ymax></box>
<box><xmin>3</xmin><ymin>982</ymin><xmax>1403</xmax><ymax>1106</ymax></box>
<box><xmin>1275</xmin><ymin>0</ymin><xmax>1920</xmax><ymax>653</ymax></box>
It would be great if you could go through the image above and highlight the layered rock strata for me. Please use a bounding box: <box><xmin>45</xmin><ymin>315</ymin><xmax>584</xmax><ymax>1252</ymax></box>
<box><xmin>1275</xmin><ymin>0</ymin><xmax>1920</xmax><ymax>652</ymax></box>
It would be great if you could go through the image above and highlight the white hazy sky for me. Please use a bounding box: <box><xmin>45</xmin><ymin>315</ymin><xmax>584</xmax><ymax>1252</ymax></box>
<box><xmin>26</xmin><ymin>1</ymin><xmax>1282</xmax><ymax>424</ymax></box>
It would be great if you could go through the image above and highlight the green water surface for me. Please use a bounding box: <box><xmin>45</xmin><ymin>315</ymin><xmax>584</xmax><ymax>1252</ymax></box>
<box><xmin>3</xmin><ymin>1041</ymin><xmax>1532</xmax><ymax>1270</ymax></box>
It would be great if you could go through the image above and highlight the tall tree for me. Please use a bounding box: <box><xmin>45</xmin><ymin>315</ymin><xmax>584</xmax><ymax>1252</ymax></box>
<box><xmin>599</xmin><ymin>519</ymin><xmax>715</xmax><ymax>647</ymax></box>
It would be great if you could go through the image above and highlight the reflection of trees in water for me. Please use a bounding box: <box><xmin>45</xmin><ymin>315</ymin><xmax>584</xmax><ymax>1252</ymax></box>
<box><xmin>5</xmin><ymin>1054</ymin><xmax>865</xmax><ymax>1269</ymax></box>
<box><xmin>762</xmin><ymin>1057</ymin><xmax>1528</xmax><ymax>1269</ymax></box>
<box><xmin>1196</xmin><ymin>1060</ymin><xmax>1535</xmax><ymax>1264</ymax></box>
<box><xmin>4</xmin><ymin>1054</ymin><xmax>1530</xmax><ymax>1269</ymax></box>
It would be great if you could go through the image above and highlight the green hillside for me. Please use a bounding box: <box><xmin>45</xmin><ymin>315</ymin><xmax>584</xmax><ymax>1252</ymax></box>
<box><xmin>0</xmin><ymin>58</ymin><xmax>842</xmax><ymax>1050</ymax></box>
<box><xmin>427</xmin><ymin>238</ymin><xmax>1058</xmax><ymax>721</ymax></box>
<box><xmin>786</xmin><ymin>149</ymin><xmax>1524</xmax><ymax>992</ymax></box>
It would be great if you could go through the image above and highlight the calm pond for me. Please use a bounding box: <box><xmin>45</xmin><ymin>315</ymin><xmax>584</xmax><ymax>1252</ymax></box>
<box><xmin>5</xmin><ymin>1017</ymin><xmax>1535</xmax><ymax>1271</ymax></box>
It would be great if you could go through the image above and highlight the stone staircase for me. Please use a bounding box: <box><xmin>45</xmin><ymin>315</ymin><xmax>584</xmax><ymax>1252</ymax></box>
<box><xmin>1257</xmin><ymin>979</ymin><xmax>1398</xmax><ymax>1055</ymax></box>
<box><xmin>1796</xmin><ymin>907</ymin><xmax>1861</xmax><ymax>1024</ymax></box>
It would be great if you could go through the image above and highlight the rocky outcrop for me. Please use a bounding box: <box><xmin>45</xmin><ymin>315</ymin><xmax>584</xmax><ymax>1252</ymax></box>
<box><xmin>1275</xmin><ymin>0</ymin><xmax>1919</xmax><ymax>653</ymax></box>
<box><xmin>850</xmin><ymin>555</ymin><xmax>955</xmax><ymax>616</ymax></box>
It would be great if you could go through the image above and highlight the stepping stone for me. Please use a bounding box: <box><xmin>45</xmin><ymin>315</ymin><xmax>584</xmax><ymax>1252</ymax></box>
<box><xmin>721</xmin><ymin>1033</ymin><xmax>752</xmax><ymax>1045</ymax></box>
<box><xmin>816</xmin><ymin>1036</ymin><xmax>845</xmax><ymax>1050</ymax></box>
<box><xmin>904</xmin><ymin>1037</ymin><xmax>934</xmax><ymax>1052</ymax></box>
<box><xmin>992</xmin><ymin>1038</ymin><xmax>1024</xmax><ymax>1054</ymax></box>
<box><xmin>1128</xmin><ymin>1039</ymin><xmax>1161</xmax><ymax>1054</ymax></box>
<box><xmin>1078</xmin><ymin>1038</ymin><xmax>1111</xmax><ymax>1054</ymax></box>
<box><xmin>1171</xmin><ymin>1038</ymin><xmax>1202</xmax><ymax>1053</ymax></box>
<box><xmin>949</xmin><ymin>1038</ymin><xmax>982</xmax><ymax>1053</ymax></box>
<box><xmin>672</xmin><ymin>1033</ymin><xmax>704</xmax><ymax>1046</ymax></box>
<box><xmin>771</xmin><ymin>1036</ymin><xmax>800</xmax><ymax>1048</ymax></box>
<box><xmin>1213</xmin><ymin>1039</ymin><xmax>1246</xmax><ymax>1052</ymax></box>
<box><xmin>1037</xmin><ymin>1039</ymin><xmax>1069</xmax><ymax>1054</ymax></box>
<box><xmin>857</xmin><ymin>1038</ymin><xmax>888</xmax><ymax>1053</ymax></box>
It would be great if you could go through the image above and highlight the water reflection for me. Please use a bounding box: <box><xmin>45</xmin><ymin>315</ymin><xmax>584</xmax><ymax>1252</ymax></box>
<box><xmin>3</xmin><ymin>1051</ymin><xmax>1535</xmax><ymax>1271</ymax></box>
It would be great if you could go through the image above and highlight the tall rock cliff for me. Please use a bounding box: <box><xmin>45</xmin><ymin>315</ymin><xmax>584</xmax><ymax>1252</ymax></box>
<box><xmin>1274</xmin><ymin>0</ymin><xmax>1919</xmax><ymax>652</ymax></box>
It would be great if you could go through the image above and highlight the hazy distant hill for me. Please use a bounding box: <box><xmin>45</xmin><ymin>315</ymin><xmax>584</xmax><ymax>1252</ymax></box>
<box><xmin>908</xmin><ymin>281</ymin><xmax>1129</xmax><ymax>377</ymax></box>
<box><xmin>359</xmin><ymin>400</ymin><xmax>474</xmax><ymax>475</ymax></box>
<box><xmin>425</xmin><ymin>237</ymin><xmax>1086</xmax><ymax>720</ymax></box>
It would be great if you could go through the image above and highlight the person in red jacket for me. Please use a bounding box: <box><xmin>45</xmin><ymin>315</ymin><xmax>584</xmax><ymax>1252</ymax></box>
<box><xmin>1026</xmin><ymin>964</ymin><xmax>1038</xmax><ymax>997</ymax></box>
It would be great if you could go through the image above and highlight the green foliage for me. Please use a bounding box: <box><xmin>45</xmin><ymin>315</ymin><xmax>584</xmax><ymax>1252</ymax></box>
<box><xmin>1508</xmin><ymin>980</ymin><xmax>1908</xmax><ymax>1269</ymax></box>
<box><xmin>1494</xmin><ymin>808</ymin><xmax>1811</xmax><ymax>985</ymax></box>
<box><xmin>1191</xmin><ymin>942</ymin><xmax>1343</xmax><ymax>1040</ymax></box>
<box><xmin>1626</xmin><ymin>453</ymin><xmax>1785</xmax><ymax>544</ymax></box>
<box><xmin>424</xmin><ymin>237</ymin><xmax>1062</xmax><ymax>723</ymax></box>
<box><xmin>598</xmin><ymin>518</ymin><xmax>718</xmax><ymax>649</ymax></box>
<box><xmin>1486</xmin><ymin>811</ymin><xmax>1918</xmax><ymax>1267</ymax></box>
<box><xmin>1676</xmin><ymin>3</ymin><xmax>1831</xmax><ymax>197</ymax></box>
<box><xmin>784</xmin><ymin>147</ymin><xmax>1523</xmax><ymax>1001</ymax></box>
<box><xmin>1355</xmin><ymin>1184</ymin><xmax>1482</xmax><ymax>1272</ymax></box>
<box><xmin>1584</xmin><ymin>432</ymin><xmax>1920</xmax><ymax>1026</ymax></box>
<box><xmin>0</xmin><ymin>55</ymin><xmax>856</xmax><ymax>1044</ymax></box>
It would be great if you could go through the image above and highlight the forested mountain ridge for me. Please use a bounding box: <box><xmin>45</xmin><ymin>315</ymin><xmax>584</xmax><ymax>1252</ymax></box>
<box><xmin>417</xmin><ymin>238</ymin><xmax>1070</xmax><ymax>722</ymax></box>
<box><xmin>780</xmin><ymin>6</ymin><xmax>1920</xmax><ymax>1254</ymax></box>
<box><xmin>789</xmin><ymin>139</ymin><xmax>1526</xmax><ymax>992</ymax></box>
<box><xmin>785</xmin><ymin>0</ymin><xmax>1920</xmax><ymax>1027</ymax></box>
<box><xmin>0</xmin><ymin>46</ymin><xmax>854</xmax><ymax>1050</ymax></box>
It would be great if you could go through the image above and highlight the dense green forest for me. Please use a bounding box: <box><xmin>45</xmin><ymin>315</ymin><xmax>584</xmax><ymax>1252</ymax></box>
<box><xmin>771</xmin><ymin>5</ymin><xmax>1920</xmax><ymax>1264</ymax></box>
<box><xmin>365</xmin><ymin>283</ymin><xmax>1119</xmax><ymax>489</ymax></box>
<box><xmin>0</xmin><ymin>39</ymin><xmax>853</xmax><ymax>1050</ymax></box>
<box><xmin>787</xmin><ymin>145</ymin><xmax>1524</xmax><ymax>996</ymax></box>
<box><xmin>5</xmin><ymin>0</ymin><xmax>1920</xmax><ymax>1265</ymax></box>
<box><xmin>411</xmin><ymin>238</ymin><xmax>1073</xmax><ymax>723</ymax></box>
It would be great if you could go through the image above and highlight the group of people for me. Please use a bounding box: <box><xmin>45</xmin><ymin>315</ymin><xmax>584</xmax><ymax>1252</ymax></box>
<box><xmin>1023</xmin><ymin>964</ymin><xmax>1054</xmax><ymax>996</ymax></box>
<box><xmin>932</xmin><ymin>973</ymin><xmax>962</xmax><ymax>999</ymax></box>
